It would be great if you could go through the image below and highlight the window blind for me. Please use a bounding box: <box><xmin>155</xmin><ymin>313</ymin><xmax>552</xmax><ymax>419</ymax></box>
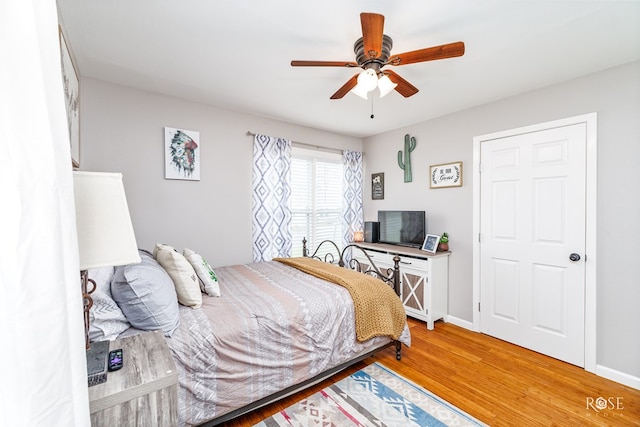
<box><xmin>291</xmin><ymin>148</ymin><xmax>343</xmax><ymax>258</ymax></box>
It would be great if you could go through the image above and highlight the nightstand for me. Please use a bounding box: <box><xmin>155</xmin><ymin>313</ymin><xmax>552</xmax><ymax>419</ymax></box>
<box><xmin>88</xmin><ymin>330</ymin><xmax>178</xmax><ymax>426</ymax></box>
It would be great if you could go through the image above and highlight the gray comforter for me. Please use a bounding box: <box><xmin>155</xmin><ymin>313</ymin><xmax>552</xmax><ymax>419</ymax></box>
<box><xmin>165</xmin><ymin>260</ymin><xmax>411</xmax><ymax>426</ymax></box>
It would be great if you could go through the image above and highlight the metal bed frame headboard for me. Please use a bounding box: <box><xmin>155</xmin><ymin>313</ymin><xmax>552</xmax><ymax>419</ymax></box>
<box><xmin>302</xmin><ymin>238</ymin><xmax>401</xmax><ymax>297</ymax></box>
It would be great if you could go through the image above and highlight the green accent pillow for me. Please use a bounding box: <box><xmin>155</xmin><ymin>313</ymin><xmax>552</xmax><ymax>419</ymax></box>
<box><xmin>184</xmin><ymin>248</ymin><xmax>221</xmax><ymax>297</ymax></box>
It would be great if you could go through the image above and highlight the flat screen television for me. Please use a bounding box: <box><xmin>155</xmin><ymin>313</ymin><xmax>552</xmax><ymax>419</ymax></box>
<box><xmin>378</xmin><ymin>210</ymin><xmax>426</xmax><ymax>248</ymax></box>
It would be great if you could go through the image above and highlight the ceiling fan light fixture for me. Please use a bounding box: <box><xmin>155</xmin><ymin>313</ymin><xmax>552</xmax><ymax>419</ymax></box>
<box><xmin>357</xmin><ymin>68</ymin><xmax>378</xmax><ymax>92</ymax></box>
<box><xmin>350</xmin><ymin>68</ymin><xmax>378</xmax><ymax>99</ymax></box>
<box><xmin>350</xmin><ymin>83</ymin><xmax>370</xmax><ymax>100</ymax></box>
<box><xmin>377</xmin><ymin>74</ymin><xmax>397</xmax><ymax>97</ymax></box>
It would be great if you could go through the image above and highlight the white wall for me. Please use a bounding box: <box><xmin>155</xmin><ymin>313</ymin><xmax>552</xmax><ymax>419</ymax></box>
<box><xmin>363</xmin><ymin>118</ymin><xmax>475</xmax><ymax>323</ymax></box>
<box><xmin>80</xmin><ymin>78</ymin><xmax>362</xmax><ymax>268</ymax></box>
<box><xmin>363</xmin><ymin>60</ymin><xmax>640</xmax><ymax>380</ymax></box>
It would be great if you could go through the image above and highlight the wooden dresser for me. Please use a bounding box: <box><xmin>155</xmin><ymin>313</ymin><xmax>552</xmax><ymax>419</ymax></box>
<box><xmin>88</xmin><ymin>330</ymin><xmax>178</xmax><ymax>426</ymax></box>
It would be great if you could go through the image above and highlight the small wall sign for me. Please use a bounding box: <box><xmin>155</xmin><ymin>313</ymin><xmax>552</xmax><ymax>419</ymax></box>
<box><xmin>430</xmin><ymin>161</ymin><xmax>463</xmax><ymax>188</ymax></box>
<box><xmin>371</xmin><ymin>172</ymin><xmax>384</xmax><ymax>200</ymax></box>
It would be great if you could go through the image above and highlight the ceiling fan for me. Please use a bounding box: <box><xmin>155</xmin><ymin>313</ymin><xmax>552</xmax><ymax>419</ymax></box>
<box><xmin>291</xmin><ymin>12</ymin><xmax>465</xmax><ymax>100</ymax></box>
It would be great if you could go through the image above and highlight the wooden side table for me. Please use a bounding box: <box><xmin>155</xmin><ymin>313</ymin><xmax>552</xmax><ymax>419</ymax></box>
<box><xmin>88</xmin><ymin>330</ymin><xmax>178</xmax><ymax>426</ymax></box>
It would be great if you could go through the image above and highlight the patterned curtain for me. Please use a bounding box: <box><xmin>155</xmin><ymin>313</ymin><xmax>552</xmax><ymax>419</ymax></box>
<box><xmin>252</xmin><ymin>134</ymin><xmax>293</xmax><ymax>262</ymax></box>
<box><xmin>342</xmin><ymin>150</ymin><xmax>364</xmax><ymax>247</ymax></box>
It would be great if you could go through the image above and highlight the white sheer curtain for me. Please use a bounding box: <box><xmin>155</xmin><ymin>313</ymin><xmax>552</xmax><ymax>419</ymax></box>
<box><xmin>252</xmin><ymin>134</ymin><xmax>293</xmax><ymax>262</ymax></box>
<box><xmin>342</xmin><ymin>150</ymin><xmax>364</xmax><ymax>246</ymax></box>
<box><xmin>0</xmin><ymin>1</ymin><xmax>90</xmax><ymax>425</ymax></box>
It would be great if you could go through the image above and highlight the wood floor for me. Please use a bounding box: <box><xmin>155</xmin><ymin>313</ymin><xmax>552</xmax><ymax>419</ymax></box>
<box><xmin>224</xmin><ymin>318</ymin><xmax>640</xmax><ymax>426</ymax></box>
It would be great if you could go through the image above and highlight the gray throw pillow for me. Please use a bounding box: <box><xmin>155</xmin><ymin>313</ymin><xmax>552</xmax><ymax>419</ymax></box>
<box><xmin>88</xmin><ymin>266</ymin><xmax>130</xmax><ymax>341</ymax></box>
<box><xmin>111</xmin><ymin>250</ymin><xmax>180</xmax><ymax>336</ymax></box>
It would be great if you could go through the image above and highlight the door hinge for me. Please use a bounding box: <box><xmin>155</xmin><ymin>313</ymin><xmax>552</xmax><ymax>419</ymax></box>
<box><xmin>478</xmin><ymin>302</ymin><xmax>481</xmax><ymax>312</ymax></box>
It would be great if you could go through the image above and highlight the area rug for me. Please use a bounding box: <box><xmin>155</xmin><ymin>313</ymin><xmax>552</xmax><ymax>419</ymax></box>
<box><xmin>254</xmin><ymin>362</ymin><xmax>486</xmax><ymax>426</ymax></box>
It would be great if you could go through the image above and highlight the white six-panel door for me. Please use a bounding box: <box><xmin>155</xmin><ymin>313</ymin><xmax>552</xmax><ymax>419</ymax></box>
<box><xmin>479</xmin><ymin>123</ymin><xmax>587</xmax><ymax>367</ymax></box>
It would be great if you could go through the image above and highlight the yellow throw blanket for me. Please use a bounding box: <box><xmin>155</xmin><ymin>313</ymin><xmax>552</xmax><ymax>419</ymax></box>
<box><xmin>274</xmin><ymin>257</ymin><xmax>406</xmax><ymax>342</ymax></box>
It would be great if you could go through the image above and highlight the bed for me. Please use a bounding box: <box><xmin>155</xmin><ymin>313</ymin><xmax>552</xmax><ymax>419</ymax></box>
<box><xmin>88</xmin><ymin>240</ymin><xmax>410</xmax><ymax>427</ymax></box>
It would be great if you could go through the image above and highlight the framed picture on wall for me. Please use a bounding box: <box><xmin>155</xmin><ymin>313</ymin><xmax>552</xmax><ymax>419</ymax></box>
<box><xmin>164</xmin><ymin>127</ymin><xmax>201</xmax><ymax>180</ymax></box>
<box><xmin>430</xmin><ymin>161</ymin><xmax>463</xmax><ymax>188</ymax></box>
<box><xmin>372</xmin><ymin>172</ymin><xmax>384</xmax><ymax>200</ymax></box>
<box><xmin>59</xmin><ymin>26</ymin><xmax>80</xmax><ymax>169</ymax></box>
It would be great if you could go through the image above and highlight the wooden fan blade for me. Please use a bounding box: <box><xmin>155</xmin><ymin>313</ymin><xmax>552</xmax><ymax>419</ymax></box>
<box><xmin>330</xmin><ymin>74</ymin><xmax>359</xmax><ymax>99</ymax></box>
<box><xmin>291</xmin><ymin>60</ymin><xmax>358</xmax><ymax>67</ymax></box>
<box><xmin>389</xmin><ymin>41</ymin><xmax>465</xmax><ymax>66</ymax></box>
<box><xmin>384</xmin><ymin>70</ymin><xmax>419</xmax><ymax>97</ymax></box>
<box><xmin>361</xmin><ymin>13</ymin><xmax>384</xmax><ymax>59</ymax></box>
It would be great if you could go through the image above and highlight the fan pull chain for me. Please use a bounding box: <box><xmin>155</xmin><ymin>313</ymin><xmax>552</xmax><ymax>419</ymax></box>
<box><xmin>370</xmin><ymin>95</ymin><xmax>375</xmax><ymax>119</ymax></box>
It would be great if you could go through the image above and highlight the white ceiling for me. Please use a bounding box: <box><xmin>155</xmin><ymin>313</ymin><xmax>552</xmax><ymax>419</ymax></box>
<box><xmin>57</xmin><ymin>0</ymin><xmax>640</xmax><ymax>138</ymax></box>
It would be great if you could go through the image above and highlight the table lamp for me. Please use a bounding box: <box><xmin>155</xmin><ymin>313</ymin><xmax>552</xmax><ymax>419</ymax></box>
<box><xmin>73</xmin><ymin>171</ymin><xmax>141</xmax><ymax>350</ymax></box>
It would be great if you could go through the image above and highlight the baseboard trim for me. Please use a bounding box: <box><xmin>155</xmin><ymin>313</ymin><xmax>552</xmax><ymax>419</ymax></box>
<box><xmin>596</xmin><ymin>365</ymin><xmax>640</xmax><ymax>390</ymax></box>
<box><xmin>445</xmin><ymin>315</ymin><xmax>473</xmax><ymax>331</ymax></box>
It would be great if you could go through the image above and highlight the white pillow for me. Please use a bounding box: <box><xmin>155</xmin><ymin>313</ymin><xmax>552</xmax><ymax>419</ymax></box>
<box><xmin>153</xmin><ymin>243</ymin><xmax>202</xmax><ymax>308</ymax></box>
<box><xmin>88</xmin><ymin>266</ymin><xmax>130</xmax><ymax>341</ymax></box>
<box><xmin>183</xmin><ymin>248</ymin><xmax>221</xmax><ymax>297</ymax></box>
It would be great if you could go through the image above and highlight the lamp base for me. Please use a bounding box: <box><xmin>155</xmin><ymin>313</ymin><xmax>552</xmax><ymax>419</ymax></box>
<box><xmin>81</xmin><ymin>270</ymin><xmax>97</xmax><ymax>350</ymax></box>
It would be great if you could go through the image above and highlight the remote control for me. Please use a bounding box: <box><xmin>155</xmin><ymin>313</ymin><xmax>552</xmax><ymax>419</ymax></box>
<box><xmin>108</xmin><ymin>348</ymin><xmax>124</xmax><ymax>372</ymax></box>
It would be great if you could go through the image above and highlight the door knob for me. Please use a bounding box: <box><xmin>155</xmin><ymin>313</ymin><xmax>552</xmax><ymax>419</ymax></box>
<box><xmin>569</xmin><ymin>253</ymin><xmax>581</xmax><ymax>262</ymax></box>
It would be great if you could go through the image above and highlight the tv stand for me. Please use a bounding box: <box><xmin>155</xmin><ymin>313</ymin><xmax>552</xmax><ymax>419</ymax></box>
<box><xmin>353</xmin><ymin>242</ymin><xmax>450</xmax><ymax>330</ymax></box>
<box><xmin>379</xmin><ymin>241</ymin><xmax>420</xmax><ymax>249</ymax></box>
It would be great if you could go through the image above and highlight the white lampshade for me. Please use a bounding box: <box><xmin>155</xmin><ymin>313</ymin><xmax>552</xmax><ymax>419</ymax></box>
<box><xmin>377</xmin><ymin>74</ymin><xmax>397</xmax><ymax>98</ymax></box>
<box><xmin>73</xmin><ymin>171</ymin><xmax>141</xmax><ymax>270</ymax></box>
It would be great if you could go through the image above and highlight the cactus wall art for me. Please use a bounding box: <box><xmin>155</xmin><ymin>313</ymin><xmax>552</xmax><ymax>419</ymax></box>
<box><xmin>397</xmin><ymin>134</ymin><xmax>416</xmax><ymax>182</ymax></box>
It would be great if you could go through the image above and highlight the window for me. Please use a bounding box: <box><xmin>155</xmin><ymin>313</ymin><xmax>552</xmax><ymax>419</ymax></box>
<box><xmin>291</xmin><ymin>147</ymin><xmax>343</xmax><ymax>257</ymax></box>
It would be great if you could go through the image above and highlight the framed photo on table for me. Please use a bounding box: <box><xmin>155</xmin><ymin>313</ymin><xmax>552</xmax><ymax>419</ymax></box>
<box><xmin>421</xmin><ymin>234</ymin><xmax>441</xmax><ymax>254</ymax></box>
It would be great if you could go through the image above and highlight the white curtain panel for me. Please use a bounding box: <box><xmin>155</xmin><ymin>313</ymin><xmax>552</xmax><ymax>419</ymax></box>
<box><xmin>342</xmin><ymin>150</ymin><xmax>364</xmax><ymax>246</ymax></box>
<box><xmin>252</xmin><ymin>134</ymin><xmax>293</xmax><ymax>262</ymax></box>
<box><xmin>0</xmin><ymin>1</ymin><xmax>90</xmax><ymax>425</ymax></box>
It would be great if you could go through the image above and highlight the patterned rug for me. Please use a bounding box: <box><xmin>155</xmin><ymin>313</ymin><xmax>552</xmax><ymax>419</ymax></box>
<box><xmin>254</xmin><ymin>362</ymin><xmax>486</xmax><ymax>426</ymax></box>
